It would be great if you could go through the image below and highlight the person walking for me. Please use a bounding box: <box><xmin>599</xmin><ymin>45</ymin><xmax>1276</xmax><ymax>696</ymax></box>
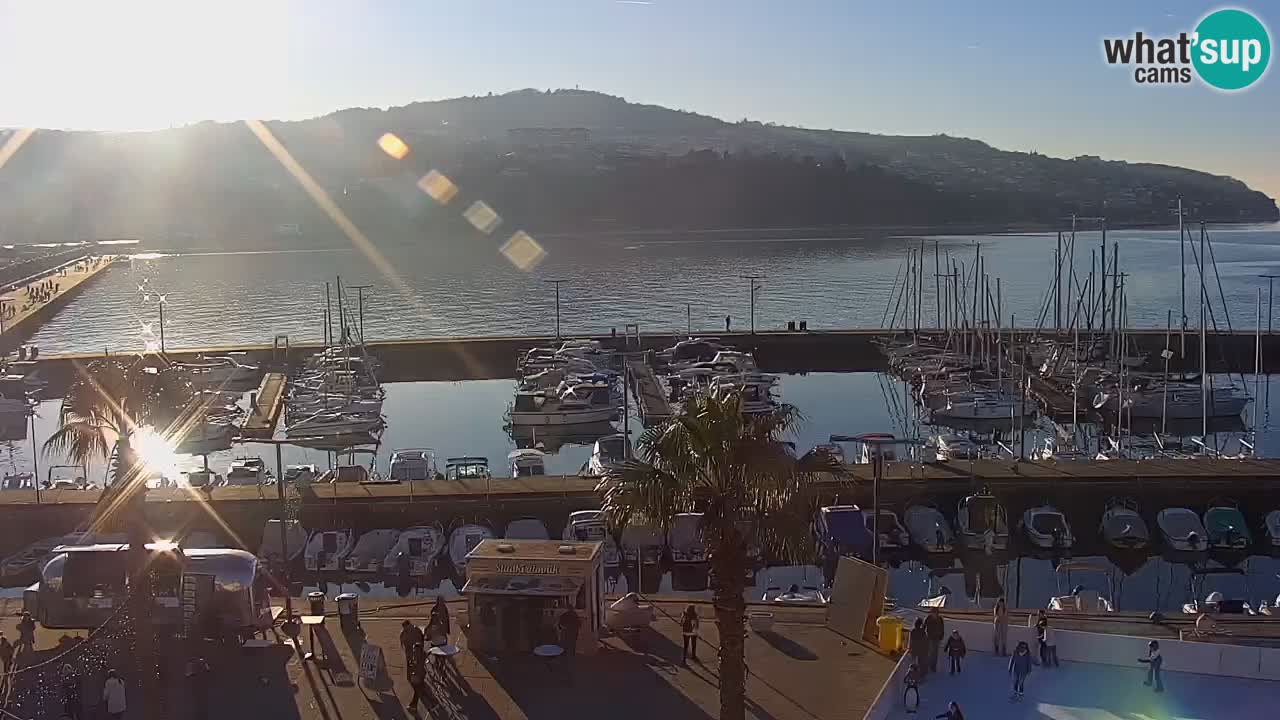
<box><xmin>1037</xmin><ymin>617</ymin><xmax>1059</xmax><ymax>667</ymax></box>
<box><xmin>1139</xmin><ymin>640</ymin><xmax>1164</xmax><ymax>693</ymax></box>
<box><xmin>406</xmin><ymin>652</ymin><xmax>433</xmax><ymax>714</ymax></box>
<box><xmin>680</xmin><ymin>604</ymin><xmax>700</xmax><ymax>664</ymax></box>
<box><xmin>944</xmin><ymin>629</ymin><xmax>967</xmax><ymax>675</ymax></box>
<box><xmin>399</xmin><ymin>620</ymin><xmax>424</xmax><ymax>678</ymax></box>
<box><xmin>102</xmin><ymin>669</ymin><xmax>127</xmax><ymax>720</ymax></box>
<box><xmin>430</xmin><ymin>596</ymin><xmax>451</xmax><ymax>639</ymax></box>
<box><xmin>15</xmin><ymin>612</ymin><xmax>35</xmax><ymax>655</ymax></box>
<box><xmin>558</xmin><ymin>607</ymin><xmax>581</xmax><ymax>659</ymax></box>
<box><xmin>725</xmin><ymin>315</ymin><xmax>731</xmax><ymax>332</ymax></box>
<box><xmin>1008</xmin><ymin>641</ymin><xmax>1033</xmax><ymax>701</ymax></box>
<box><xmin>993</xmin><ymin>597</ymin><xmax>1009</xmax><ymax>656</ymax></box>
<box><xmin>924</xmin><ymin>608</ymin><xmax>945</xmax><ymax>674</ymax></box>
<box><xmin>909</xmin><ymin>618</ymin><xmax>928</xmax><ymax>677</ymax></box>
<box><xmin>0</xmin><ymin>632</ymin><xmax>13</xmax><ymax>674</ymax></box>
<box><xmin>934</xmin><ymin>701</ymin><xmax>965</xmax><ymax>720</ymax></box>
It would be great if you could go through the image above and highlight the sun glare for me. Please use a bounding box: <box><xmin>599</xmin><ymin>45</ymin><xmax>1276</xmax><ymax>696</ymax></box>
<box><xmin>131</xmin><ymin>425</ymin><xmax>182</xmax><ymax>481</ymax></box>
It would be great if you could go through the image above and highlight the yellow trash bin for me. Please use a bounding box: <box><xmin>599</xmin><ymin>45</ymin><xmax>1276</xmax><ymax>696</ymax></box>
<box><xmin>876</xmin><ymin>615</ymin><xmax>904</xmax><ymax>654</ymax></box>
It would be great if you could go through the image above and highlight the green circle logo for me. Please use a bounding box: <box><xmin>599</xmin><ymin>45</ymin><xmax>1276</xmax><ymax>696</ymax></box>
<box><xmin>1192</xmin><ymin>8</ymin><xmax>1271</xmax><ymax>90</ymax></box>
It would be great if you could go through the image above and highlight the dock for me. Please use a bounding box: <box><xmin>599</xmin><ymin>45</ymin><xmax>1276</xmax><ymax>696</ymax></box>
<box><xmin>239</xmin><ymin>372</ymin><xmax>287</xmax><ymax>439</ymax></box>
<box><xmin>0</xmin><ymin>254</ymin><xmax>117</xmax><ymax>348</ymax></box>
<box><xmin>626</xmin><ymin>356</ymin><xmax>672</xmax><ymax>424</ymax></box>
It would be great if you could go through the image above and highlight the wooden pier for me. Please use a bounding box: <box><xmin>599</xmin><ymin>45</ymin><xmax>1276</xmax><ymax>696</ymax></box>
<box><xmin>239</xmin><ymin>372</ymin><xmax>287</xmax><ymax>439</ymax></box>
<box><xmin>0</xmin><ymin>255</ymin><xmax>117</xmax><ymax>348</ymax></box>
<box><xmin>627</xmin><ymin>357</ymin><xmax>672</xmax><ymax>424</ymax></box>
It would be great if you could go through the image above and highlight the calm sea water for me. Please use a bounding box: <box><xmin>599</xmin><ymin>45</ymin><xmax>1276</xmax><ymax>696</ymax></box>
<box><xmin>7</xmin><ymin>372</ymin><xmax>1280</xmax><ymax>610</ymax></box>
<box><xmin>25</xmin><ymin>223</ymin><xmax>1280</xmax><ymax>354</ymax></box>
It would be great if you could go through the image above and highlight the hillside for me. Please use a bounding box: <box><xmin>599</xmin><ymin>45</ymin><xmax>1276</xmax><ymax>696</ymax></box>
<box><xmin>0</xmin><ymin>89</ymin><xmax>1274</xmax><ymax>246</ymax></box>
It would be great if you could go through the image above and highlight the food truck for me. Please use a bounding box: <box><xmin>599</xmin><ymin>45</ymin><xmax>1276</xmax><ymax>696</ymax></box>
<box><xmin>462</xmin><ymin>539</ymin><xmax>604</xmax><ymax>656</ymax></box>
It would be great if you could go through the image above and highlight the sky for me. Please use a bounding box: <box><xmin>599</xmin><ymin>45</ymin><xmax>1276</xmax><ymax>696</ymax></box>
<box><xmin>0</xmin><ymin>0</ymin><xmax>1277</xmax><ymax>199</ymax></box>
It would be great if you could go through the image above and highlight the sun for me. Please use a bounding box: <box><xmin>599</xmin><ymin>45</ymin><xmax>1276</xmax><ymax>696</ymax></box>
<box><xmin>131</xmin><ymin>425</ymin><xmax>182</xmax><ymax>481</ymax></box>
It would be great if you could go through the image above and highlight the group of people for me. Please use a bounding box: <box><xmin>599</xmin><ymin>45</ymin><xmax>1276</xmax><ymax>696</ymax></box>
<box><xmin>908</xmin><ymin>608</ymin><xmax>967</xmax><ymax>677</ymax></box>
<box><xmin>23</xmin><ymin>276</ymin><xmax>61</xmax><ymax>308</ymax></box>
<box><xmin>398</xmin><ymin>597</ymin><xmax>454</xmax><ymax>715</ymax></box>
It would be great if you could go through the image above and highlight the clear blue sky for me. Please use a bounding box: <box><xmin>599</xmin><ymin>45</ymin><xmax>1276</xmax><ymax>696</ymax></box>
<box><xmin>1</xmin><ymin>0</ymin><xmax>1277</xmax><ymax>199</ymax></box>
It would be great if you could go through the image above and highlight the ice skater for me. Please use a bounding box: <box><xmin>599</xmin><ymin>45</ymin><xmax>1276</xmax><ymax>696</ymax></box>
<box><xmin>1139</xmin><ymin>639</ymin><xmax>1164</xmax><ymax>693</ymax></box>
<box><xmin>944</xmin><ymin>629</ymin><xmax>966</xmax><ymax>674</ymax></box>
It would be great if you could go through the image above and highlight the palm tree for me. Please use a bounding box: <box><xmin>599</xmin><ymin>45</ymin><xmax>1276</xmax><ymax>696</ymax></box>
<box><xmin>44</xmin><ymin>358</ymin><xmax>195</xmax><ymax>720</ymax></box>
<box><xmin>599</xmin><ymin>390</ymin><xmax>843</xmax><ymax>720</ymax></box>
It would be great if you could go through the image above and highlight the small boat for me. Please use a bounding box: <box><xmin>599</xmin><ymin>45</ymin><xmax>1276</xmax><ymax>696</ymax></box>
<box><xmin>503</xmin><ymin>517</ymin><xmax>550</xmax><ymax>540</ymax></box>
<box><xmin>905</xmin><ymin>503</ymin><xmax>954</xmax><ymax>553</ymax></box>
<box><xmin>762</xmin><ymin>571</ymin><xmax>827</xmax><ymax>604</ymax></box>
<box><xmin>1020</xmin><ymin>505</ymin><xmax>1074</xmax><ymax>550</ymax></box>
<box><xmin>181</xmin><ymin>531</ymin><xmax>223</xmax><ymax>549</ymax></box>
<box><xmin>1099</xmin><ymin>497</ymin><xmax>1149</xmax><ymax>550</ymax></box>
<box><xmin>448</xmin><ymin>523</ymin><xmax>495</xmax><ymax>577</ymax></box>
<box><xmin>226</xmin><ymin>457</ymin><xmax>267</xmax><ymax>486</ymax></box>
<box><xmin>258</xmin><ymin>519</ymin><xmax>308</xmax><ymax>566</ymax></box>
<box><xmin>1095</xmin><ymin>383</ymin><xmax>1250</xmax><ymax>419</ymax></box>
<box><xmin>863</xmin><ymin>509</ymin><xmax>910</xmax><ymax>551</ymax></box>
<box><xmin>668</xmin><ymin>513</ymin><xmax>706</xmax><ymax>564</ymax></box>
<box><xmin>509</xmin><ymin>449</ymin><xmax>547</xmax><ymax>477</ymax></box>
<box><xmin>388</xmin><ymin>448</ymin><xmax>437</xmax><ymax>482</ymax></box>
<box><xmin>933</xmin><ymin>433</ymin><xmax>980</xmax><ymax>461</ymax></box>
<box><xmin>1264</xmin><ymin>510</ymin><xmax>1280</xmax><ymax>548</ymax></box>
<box><xmin>806</xmin><ymin>443</ymin><xmax>847</xmax><ymax>465</ymax></box>
<box><xmin>1204</xmin><ymin>500</ymin><xmax>1251</xmax><ymax>551</ymax></box>
<box><xmin>304</xmin><ymin>529</ymin><xmax>354</xmax><ymax>572</ymax></box>
<box><xmin>176</xmin><ymin>355</ymin><xmax>260</xmax><ymax>385</ymax></box>
<box><xmin>286</xmin><ymin>412</ymin><xmax>384</xmax><ymax>436</ymax></box>
<box><xmin>283</xmin><ymin>465</ymin><xmax>319</xmax><ymax>486</ymax></box>
<box><xmin>933</xmin><ymin>393</ymin><xmax>1033</xmax><ymax>421</ymax></box>
<box><xmin>346</xmin><ymin>529</ymin><xmax>401</xmax><ymax>573</ymax></box>
<box><xmin>384</xmin><ymin>526</ymin><xmax>446</xmax><ymax>577</ymax></box>
<box><xmin>1183</xmin><ymin>590</ymin><xmax>1255</xmax><ymax>616</ymax></box>
<box><xmin>814</xmin><ymin>505</ymin><xmax>873</xmax><ymax>562</ymax></box>
<box><xmin>562</xmin><ymin>510</ymin><xmax>620</xmax><ymax>567</ymax></box>
<box><xmin>508</xmin><ymin>392</ymin><xmax>615</xmax><ymax>426</ymax></box>
<box><xmin>444</xmin><ymin>456</ymin><xmax>491</xmax><ymax>480</ymax></box>
<box><xmin>1157</xmin><ymin>507</ymin><xmax>1207</xmax><ymax>552</ymax></box>
<box><xmin>956</xmin><ymin>492</ymin><xmax>1009</xmax><ymax>552</ymax></box>
<box><xmin>587</xmin><ymin>434</ymin><xmax>631</xmax><ymax>476</ymax></box>
<box><xmin>620</xmin><ymin>522</ymin><xmax>663</xmax><ymax>569</ymax></box>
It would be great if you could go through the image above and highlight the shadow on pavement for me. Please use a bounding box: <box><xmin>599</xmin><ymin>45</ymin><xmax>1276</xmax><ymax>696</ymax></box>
<box><xmin>755</xmin><ymin>630</ymin><xmax>818</xmax><ymax>661</ymax></box>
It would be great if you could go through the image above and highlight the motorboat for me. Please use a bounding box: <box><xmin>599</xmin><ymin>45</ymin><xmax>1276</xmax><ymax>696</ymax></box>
<box><xmin>806</xmin><ymin>443</ymin><xmax>846</xmax><ymax>465</ymax></box>
<box><xmin>708</xmin><ymin>351</ymin><xmax>758</xmax><ymax>373</ymax></box>
<box><xmin>1183</xmin><ymin>590</ymin><xmax>1256</xmax><ymax>616</ymax></box>
<box><xmin>1047</xmin><ymin>561</ymin><xmax>1115</xmax><ymax>613</ymax></box>
<box><xmin>445</xmin><ymin>457</ymin><xmax>491</xmax><ymax>480</ymax></box>
<box><xmin>562</xmin><ymin>510</ymin><xmax>620</xmax><ymax>567</ymax></box>
<box><xmin>509</xmin><ymin>449</ymin><xmax>547</xmax><ymax>477</ymax></box>
<box><xmin>863</xmin><ymin>509</ymin><xmax>910</xmax><ymax>551</ymax></box>
<box><xmin>176</xmin><ymin>422</ymin><xmax>235</xmax><ymax>455</ymax></box>
<box><xmin>1203</xmin><ymin>500</ymin><xmax>1251</xmax><ymax>551</ymax></box>
<box><xmin>303</xmin><ymin>529</ymin><xmax>354</xmax><ymax>572</ymax></box>
<box><xmin>956</xmin><ymin>492</ymin><xmax>1009</xmax><ymax>552</ymax></box>
<box><xmin>587</xmin><ymin>434</ymin><xmax>631</xmax><ymax>476</ymax></box>
<box><xmin>904</xmin><ymin>503</ymin><xmax>954</xmax><ymax>553</ymax></box>
<box><xmin>1020</xmin><ymin>505</ymin><xmax>1074</xmax><ymax>550</ymax></box>
<box><xmin>933</xmin><ymin>433</ymin><xmax>980</xmax><ymax>461</ymax></box>
<box><xmin>257</xmin><ymin>519</ymin><xmax>308</xmax><ymax>566</ymax></box>
<box><xmin>762</xmin><ymin>571</ymin><xmax>827</xmax><ymax>604</ymax></box>
<box><xmin>814</xmin><ymin>505</ymin><xmax>873</xmax><ymax>562</ymax></box>
<box><xmin>384</xmin><ymin>526</ymin><xmax>446</xmax><ymax>577</ymax></box>
<box><xmin>1264</xmin><ymin>510</ymin><xmax>1280</xmax><ymax>548</ymax></box>
<box><xmin>283</xmin><ymin>465</ymin><xmax>319</xmax><ymax>486</ymax></box>
<box><xmin>176</xmin><ymin>355</ymin><xmax>259</xmax><ymax>385</ymax></box>
<box><xmin>448</xmin><ymin>523</ymin><xmax>495</xmax><ymax>577</ymax></box>
<box><xmin>508</xmin><ymin>391</ymin><xmax>615</xmax><ymax>426</ymax></box>
<box><xmin>345</xmin><ymin>529</ymin><xmax>401</xmax><ymax>573</ymax></box>
<box><xmin>503</xmin><ymin>517</ymin><xmax>550</xmax><ymax>540</ymax></box>
<box><xmin>322</xmin><ymin>464</ymin><xmax>373</xmax><ymax>484</ymax></box>
<box><xmin>1099</xmin><ymin>497</ymin><xmax>1149</xmax><ymax>550</ymax></box>
<box><xmin>388</xmin><ymin>448</ymin><xmax>437</xmax><ymax>482</ymax></box>
<box><xmin>1157</xmin><ymin>507</ymin><xmax>1207</xmax><ymax>552</ymax></box>
<box><xmin>620</xmin><ymin>522</ymin><xmax>663</xmax><ymax>570</ymax></box>
<box><xmin>180</xmin><ymin>531</ymin><xmax>224</xmax><ymax>549</ymax></box>
<box><xmin>226</xmin><ymin>457</ymin><xmax>267</xmax><ymax>486</ymax></box>
<box><xmin>850</xmin><ymin>433</ymin><xmax>902</xmax><ymax>464</ymax></box>
<box><xmin>668</xmin><ymin>513</ymin><xmax>706</xmax><ymax>564</ymax></box>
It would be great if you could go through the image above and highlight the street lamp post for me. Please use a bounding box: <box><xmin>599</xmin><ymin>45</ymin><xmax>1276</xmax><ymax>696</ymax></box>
<box><xmin>30</xmin><ymin>407</ymin><xmax>40</xmax><ymax>504</ymax></box>
<box><xmin>830</xmin><ymin>433</ymin><xmax>919</xmax><ymax>566</ymax></box>
<box><xmin>157</xmin><ymin>294</ymin><xmax>167</xmax><ymax>353</ymax></box>
<box><xmin>544</xmin><ymin>280</ymin><xmax>568</xmax><ymax>340</ymax></box>
<box><xmin>741</xmin><ymin>274</ymin><xmax>764</xmax><ymax>335</ymax></box>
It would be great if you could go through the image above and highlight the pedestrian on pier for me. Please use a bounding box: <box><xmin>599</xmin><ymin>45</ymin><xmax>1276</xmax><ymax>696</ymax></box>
<box><xmin>924</xmin><ymin>607</ymin><xmax>944</xmax><ymax>673</ymax></box>
<box><xmin>1037</xmin><ymin>617</ymin><xmax>1058</xmax><ymax>667</ymax></box>
<box><xmin>1139</xmin><ymin>640</ymin><xmax>1164</xmax><ymax>693</ymax></box>
<box><xmin>944</xmin><ymin>630</ymin><xmax>966</xmax><ymax>675</ymax></box>
<box><xmin>15</xmin><ymin>612</ymin><xmax>35</xmax><ymax>654</ymax></box>
<box><xmin>101</xmin><ymin>669</ymin><xmax>127</xmax><ymax>720</ymax></box>
<box><xmin>1008</xmin><ymin>641</ymin><xmax>1032</xmax><ymax>700</ymax></box>
<box><xmin>992</xmin><ymin>597</ymin><xmax>1009</xmax><ymax>656</ymax></box>
<box><xmin>680</xmin><ymin>604</ymin><xmax>700</xmax><ymax>664</ymax></box>
<box><xmin>399</xmin><ymin>620</ymin><xmax>424</xmax><ymax>679</ymax></box>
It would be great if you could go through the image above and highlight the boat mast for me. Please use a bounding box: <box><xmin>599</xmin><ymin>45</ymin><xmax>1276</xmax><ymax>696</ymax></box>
<box><xmin>1200</xmin><ymin>221</ymin><xmax>1209</xmax><ymax>442</ymax></box>
<box><xmin>934</xmin><ymin>241</ymin><xmax>942</xmax><ymax>331</ymax></box>
<box><xmin>1255</xmin><ymin>288</ymin><xmax>1262</xmax><ymax>443</ymax></box>
<box><xmin>1177</xmin><ymin>196</ymin><xmax>1186</xmax><ymax>358</ymax></box>
<box><xmin>1162</xmin><ymin>310</ymin><xmax>1171</xmax><ymax>437</ymax></box>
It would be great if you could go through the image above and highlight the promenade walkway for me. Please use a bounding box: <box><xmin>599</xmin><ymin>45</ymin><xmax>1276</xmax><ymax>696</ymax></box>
<box><xmin>0</xmin><ymin>254</ymin><xmax>114</xmax><ymax>338</ymax></box>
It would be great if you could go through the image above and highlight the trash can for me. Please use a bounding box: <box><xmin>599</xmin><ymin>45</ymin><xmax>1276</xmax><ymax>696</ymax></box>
<box><xmin>337</xmin><ymin>593</ymin><xmax>359</xmax><ymax>630</ymax></box>
<box><xmin>307</xmin><ymin>591</ymin><xmax>325</xmax><ymax>616</ymax></box>
<box><xmin>876</xmin><ymin>615</ymin><xmax>904</xmax><ymax>654</ymax></box>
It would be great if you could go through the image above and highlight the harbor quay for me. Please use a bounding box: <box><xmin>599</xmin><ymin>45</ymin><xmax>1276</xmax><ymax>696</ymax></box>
<box><xmin>22</xmin><ymin>327</ymin><xmax>1280</xmax><ymax>392</ymax></box>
